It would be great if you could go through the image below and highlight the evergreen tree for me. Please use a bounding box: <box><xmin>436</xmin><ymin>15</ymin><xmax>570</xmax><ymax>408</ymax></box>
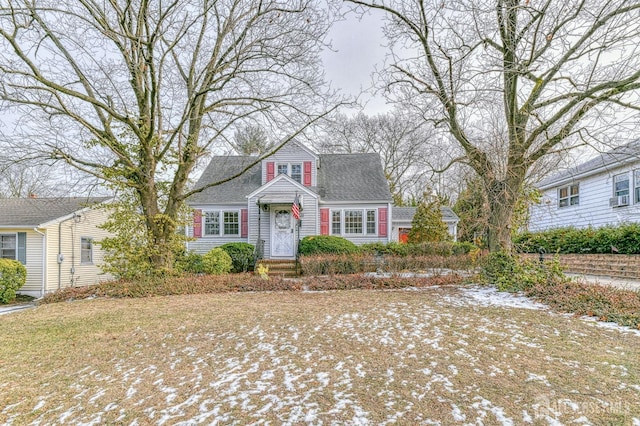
<box><xmin>408</xmin><ymin>197</ymin><xmax>449</xmax><ymax>243</ymax></box>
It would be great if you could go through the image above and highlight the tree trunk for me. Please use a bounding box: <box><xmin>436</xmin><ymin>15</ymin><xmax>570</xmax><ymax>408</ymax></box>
<box><xmin>484</xmin><ymin>179</ymin><xmax>517</xmax><ymax>253</ymax></box>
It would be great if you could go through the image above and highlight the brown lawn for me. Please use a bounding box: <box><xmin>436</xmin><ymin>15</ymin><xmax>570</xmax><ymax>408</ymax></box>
<box><xmin>1</xmin><ymin>286</ymin><xmax>639</xmax><ymax>425</ymax></box>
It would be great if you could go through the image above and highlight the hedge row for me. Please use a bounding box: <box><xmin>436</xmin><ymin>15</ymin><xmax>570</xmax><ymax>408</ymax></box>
<box><xmin>299</xmin><ymin>253</ymin><xmax>476</xmax><ymax>276</ymax></box>
<box><xmin>515</xmin><ymin>223</ymin><xmax>640</xmax><ymax>254</ymax></box>
<box><xmin>299</xmin><ymin>235</ymin><xmax>478</xmax><ymax>257</ymax></box>
<box><xmin>40</xmin><ymin>272</ymin><xmax>464</xmax><ymax>304</ymax></box>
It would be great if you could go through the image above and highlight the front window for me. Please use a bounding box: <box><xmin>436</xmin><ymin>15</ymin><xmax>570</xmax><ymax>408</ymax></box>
<box><xmin>366</xmin><ymin>210</ymin><xmax>376</xmax><ymax>234</ymax></box>
<box><xmin>277</xmin><ymin>164</ymin><xmax>288</xmax><ymax>176</ymax></box>
<box><xmin>0</xmin><ymin>234</ymin><xmax>16</xmax><ymax>259</ymax></box>
<box><xmin>204</xmin><ymin>211</ymin><xmax>220</xmax><ymax>236</ymax></box>
<box><xmin>290</xmin><ymin>164</ymin><xmax>302</xmax><ymax>183</ymax></box>
<box><xmin>223</xmin><ymin>211</ymin><xmax>239</xmax><ymax>235</ymax></box>
<box><xmin>635</xmin><ymin>170</ymin><xmax>640</xmax><ymax>203</ymax></box>
<box><xmin>276</xmin><ymin>163</ymin><xmax>302</xmax><ymax>183</ymax></box>
<box><xmin>344</xmin><ymin>210</ymin><xmax>363</xmax><ymax>234</ymax></box>
<box><xmin>332</xmin><ymin>211</ymin><xmax>341</xmax><ymax>235</ymax></box>
<box><xmin>81</xmin><ymin>237</ymin><xmax>93</xmax><ymax>264</ymax></box>
<box><xmin>614</xmin><ymin>173</ymin><xmax>629</xmax><ymax>197</ymax></box>
<box><xmin>558</xmin><ymin>184</ymin><xmax>579</xmax><ymax>208</ymax></box>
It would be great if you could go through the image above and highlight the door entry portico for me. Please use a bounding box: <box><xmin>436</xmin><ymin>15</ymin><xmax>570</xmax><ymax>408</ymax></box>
<box><xmin>271</xmin><ymin>208</ymin><xmax>295</xmax><ymax>258</ymax></box>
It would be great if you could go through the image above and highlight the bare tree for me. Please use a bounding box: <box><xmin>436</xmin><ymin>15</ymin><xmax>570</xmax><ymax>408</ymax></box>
<box><xmin>230</xmin><ymin>124</ymin><xmax>274</xmax><ymax>156</ymax></box>
<box><xmin>0</xmin><ymin>161</ymin><xmax>53</xmax><ymax>198</ymax></box>
<box><xmin>0</xmin><ymin>0</ymin><xmax>340</xmax><ymax>268</ymax></box>
<box><xmin>347</xmin><ymin>0</ymin><xmax>640</xmax><ymax>251</ymax></box>
<box><xmin>317</xmin><ymin>110</ymin><xmax>459</xmax><ymax>204</ymax></box>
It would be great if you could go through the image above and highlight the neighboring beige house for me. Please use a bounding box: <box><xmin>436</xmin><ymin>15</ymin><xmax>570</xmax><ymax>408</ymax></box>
<box><xmin>0</xmin><ymin>197</ymin><xmax>113</xmax><ymax>298</ymax></box>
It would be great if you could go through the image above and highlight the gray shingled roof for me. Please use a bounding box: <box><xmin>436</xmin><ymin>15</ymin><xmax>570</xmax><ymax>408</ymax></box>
<box><xmin>317</xmin><ymin>153</ymin><xmax>392</xmax><ymax>202</ymax></box>
<box><xmin>189</xmin><ymin>156</ymin><xmax>262</xmax><ymax>204</ymax></box>
<box><xmin>189</xmin><ymin>152</ymin><xmax>393</xmax><ymax>203</ymax></box>
<box><xmin>0</xmin><ymin>197</ymin><xmax>110</xmax><ymax>227</ymax></box>
<box><xmin>538</xmin><ymin>140</ymin><xmax>640</xmax><ymax>188</ymax></box>
<box><xmin>392</xmin><ymin>206</ymin><xmax>459</xmax><ymax>223</ymax></box>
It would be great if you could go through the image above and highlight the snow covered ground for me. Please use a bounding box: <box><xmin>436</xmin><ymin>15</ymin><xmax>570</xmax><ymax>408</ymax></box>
<box><xmin>1</xmin><ymin>286</ymin><xmax>639</xmax><ymax>425</ymax></box>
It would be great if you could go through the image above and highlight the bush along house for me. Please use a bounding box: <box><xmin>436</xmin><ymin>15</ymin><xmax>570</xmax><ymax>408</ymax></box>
<box><xmin>187</xmin><ymin>141</ymin><xmax>396</xmax><ymax>260</ymax></box>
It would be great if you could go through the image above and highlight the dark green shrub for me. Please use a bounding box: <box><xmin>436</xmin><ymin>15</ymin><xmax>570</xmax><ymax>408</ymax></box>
<box><xmin>202</xmin><ymin>248</ymin><xmax>233</xmax><ymax>275</ymax></box>
<box><xmin>0</xmin><ymin>259</ymin><xmax>27</xmax><ymax>304</ymax></box>
<box><xmin>299</xmin><ymin>235</ymin><xmax>360</xmax><ymax>255</ymax></box>
<box><xmin>480</xmin><ymin>251</ymin><xmax>566</xmax><ymax>292</ymax></box>
<box><xmin>515</xmin><ymin>223</ymin><xmax>640</xmax><ymax>254</ymax></box>
<box><xmin>220</xmin><ymin>242</ymin><xmax>255</xmax><ymax>273</ymax></box>
<box><xmin>175</xmin><ymin>251</ymin><xmax>206</xmax><ymax>274</ymax></box>
<box><xmin>452</xmin><ymin>241</ymin><xmax>478</xmax><ymax>255</ymax></box>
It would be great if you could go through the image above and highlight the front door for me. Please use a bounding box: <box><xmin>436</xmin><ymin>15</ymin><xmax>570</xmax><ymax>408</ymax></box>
<box><xmin>271</xmin><ymin>209</ymin><xmax>295</xmax><ymax>257</ymax></box>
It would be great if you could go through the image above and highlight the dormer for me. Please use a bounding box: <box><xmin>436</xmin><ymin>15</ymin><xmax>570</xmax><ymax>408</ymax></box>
<box><xmin>262</xmin><ymin>140</ymin><xmax>319</xmax><ymax>187</ymax></box>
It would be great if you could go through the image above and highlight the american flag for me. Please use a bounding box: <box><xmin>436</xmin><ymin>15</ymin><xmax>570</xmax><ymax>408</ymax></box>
<box><xmin>292</xmin><ymin>194</ymin><xmax>300</xmax><ymax>220</ymax></box>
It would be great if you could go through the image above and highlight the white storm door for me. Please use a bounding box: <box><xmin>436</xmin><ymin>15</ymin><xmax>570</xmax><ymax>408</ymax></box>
<box><xmin>271</xmin><ymin>209</ymin><xmax>295</xmax><ymax>257</ymax></box>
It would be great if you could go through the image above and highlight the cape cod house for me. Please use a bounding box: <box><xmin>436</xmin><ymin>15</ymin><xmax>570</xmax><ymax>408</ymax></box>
<box><xmin>529</xmin><ymin>141</ymin><xmax>640</xmax><ymax>231</ymax></box>
<box><xmin>0</xmin><ymin>197</ymin><xmax>113</xmax><ymax>298</ymax></box>
<box><xmin>187</xmin><ymin>141</ymin><xmax>459</xmax><ymax>258</ymax></box>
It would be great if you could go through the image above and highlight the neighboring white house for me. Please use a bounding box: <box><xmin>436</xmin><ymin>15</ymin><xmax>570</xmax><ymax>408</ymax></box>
<box><xmin>187</xmin><ymin>141</ymin><xmax>459</xmax><ymax>259</ymax></box>
<box><xmin>0</xmin><ymin>197</ymin><xmax>113</xmax><ymax>298</ymax></box>
<box><xmin>529</xmin><ymin>141</ymin><xmax>640</xmax><ymax>231</ymax></box>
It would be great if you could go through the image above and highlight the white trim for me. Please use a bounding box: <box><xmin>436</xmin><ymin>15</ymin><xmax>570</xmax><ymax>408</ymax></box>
<box><xmin>329</xmin><ymin>208</ymin><xmax>379</xmax><ymax>237</ymax></box>
<box><xmin>80</xmin><ymin>236</ymin><xmax>94</xmax><ymax>265</ymax></box>
<box><xmin>538</xmin><ymin>157</ymin><xmax>639</xmax><ymax>190</ymax></box>
<box><xmin>318</xmin><ymin>200</ymin><xmax>392</xmax><ymax>205</ymax></box>
<box><xmin>270</xmin><ymin>206</ymin><xmax>296</xmax><ymax>259</ymax></box>
<box><xmin>247</xmin><ymin>173</ymin><xmax>318</xmax><ymax>199</ymax></box>
<box><xmin>0</xmin><ymin>232</ymin><xmax>18</xmax><ymax>260</ymax></box>
<box><xmin>201</xmin><ymin>209</ymin><xmax>241</xmax><ymax>237</ymax></box>
<box><xmin>33</xmin><ymin>227</ymin><xmax>46</xmax><ymax>298</ymax></box>
<box><xmin>37</xmin><ymin>198</ymin><xmax>113</xmax><ymax>228</ymax></box>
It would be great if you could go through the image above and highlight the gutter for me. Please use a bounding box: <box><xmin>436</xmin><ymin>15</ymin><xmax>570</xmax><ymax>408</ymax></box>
<box><xmin>33</xmin><ymin>227</ymin><xmax>46</xmax><ymax>298</ymax></box>
<box><xmin>538</xmin><ymin>156</ymin><xmax>640</xmax><ymax>191</ymax></box>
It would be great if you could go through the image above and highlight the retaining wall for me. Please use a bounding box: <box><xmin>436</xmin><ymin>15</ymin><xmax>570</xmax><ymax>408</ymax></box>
<box><xmin>520</xmin><ymin>253</ymin><xmax>640</xmax><ymax>279</ymax></box>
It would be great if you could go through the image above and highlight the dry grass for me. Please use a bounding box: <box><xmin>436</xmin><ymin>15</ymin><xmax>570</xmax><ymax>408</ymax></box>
<box><xmin>1</xmin><ymin>287</ymin><xmax>640</xmax><ymax>424</ymax></box>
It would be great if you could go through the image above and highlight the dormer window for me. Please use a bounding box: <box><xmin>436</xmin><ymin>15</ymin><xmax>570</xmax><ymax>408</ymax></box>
<box><xmin>277</xmin><ymin>163</ymin><xmax>302</xmax><ymax>184</ymax></box>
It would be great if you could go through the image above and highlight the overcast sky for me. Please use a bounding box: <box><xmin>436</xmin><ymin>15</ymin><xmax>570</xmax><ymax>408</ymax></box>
<box><xmin>321</xmin><ymin>10</ymin><xmax>391</xmax><ymax>115</ymax></box>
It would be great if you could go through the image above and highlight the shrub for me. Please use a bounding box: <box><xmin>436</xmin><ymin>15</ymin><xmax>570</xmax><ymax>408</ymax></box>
<box><xmin>299</xmin><ymin>253</ymin><xmax>476</xmax><ymax>276</ymax></box>
<box><xmin>514</xmin><ymin>223</ymin><xmax>640</xmax><ymax>254</ymax></box>
<box><xmin>480</xmin><ymin>251</ymin><xmax>566</xmax><ymax>292</ymax></box>
<box><xmin>220</xmin><ymin>242</ymin><xmax>255</xmax><ymax>273</ymax></box>
<box><xmin>526</xmin><ymin>279</ymin><xmax>640</xmax><ymax>329</ymax></box>
<box><xmin>452</xmin><ymin>241</ymin><xmax>478</xmax><ymax>255</ymax></box>
<box><xmin>202</xmin><ymin>248</ymin><xmax>233</xmax><ymax>275</ymax></box>
<box><xmin>299</xmin><ymin>235</ymin><xmax>360</xmax><ymax>255</ymax></box>
<box><xmin>0</xmin><ymin>259</ymin><xmax>27</xmax><ymax>304</ymax></box>
<box><xmin>174</xmin><ymin>251</ymin><xmax>206</xmax><ymax>274</ymax></box>
<box><xmin>299</xmin><ymin>254</ymin><xmax>365</xmax><ymax>275</ymax></box>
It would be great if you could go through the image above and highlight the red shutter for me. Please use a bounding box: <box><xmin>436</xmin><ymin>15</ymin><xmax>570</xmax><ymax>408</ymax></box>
<box><xmin>241</xmin><ymin>209</ymin><xmax>248</xmax><ymax>238</ymax></box>
<box><xmin>303</xmin><ymin>161</ymin><xmax>312</xmax><ymax>186</ymax></box>
<box><xmin>320</xmin><ymin>208</ymin><xmax>330</xmax><ymax>235</ymax></box>
<box><xmin>193</xmin><ymin>209</ymin><xmax>202</xmax><ymax>238</ymax></box>
<box><xmin>378</xmin><ymin>207</ymin><xmax>388</xmax><ymax>237</ymax></box>
<box><xmin>266</xmin><ymin>161</ymin><xmax>275</xmax><ymax>182</ymax></box>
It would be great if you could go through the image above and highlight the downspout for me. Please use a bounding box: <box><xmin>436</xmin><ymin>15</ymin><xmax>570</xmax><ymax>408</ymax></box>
<box><xmin>33</xmin><ymin>228</ymin><xmax>46</xmax><ymax>298</ymax></box>
<box><xmin>58</xmin><ymin>216</ymin><xmax>76</xmax><ymax>290</ymax></box>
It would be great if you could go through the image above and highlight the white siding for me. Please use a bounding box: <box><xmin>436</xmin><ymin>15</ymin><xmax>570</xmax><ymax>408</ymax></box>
<box><xmin>188</xmin><ymin>203</ymin><xmax>247</xmax><ymax>254</ymax></box>
<box><xmin>44</xmin><ymin>207</ymin><xmax>113</xmax><ymax>294</ymax></box>
<box><xmin>248</xmin><ymin>178</ymin><xmax>319</xmax><ymax>258</ymax></box>
<box><xmin>530</xmin><ymin>161</ymin><xmax>640</xmax><ymax>231</ymax></box>
<box><xmin>262</xmin><ymin>142</ymin><xmax>317</xmax><ymax>186</ymax></box>
<box><xmin>324</xmin><ymin>203</ymin><xmax>391</xmax><ymax>245</ymax></box>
